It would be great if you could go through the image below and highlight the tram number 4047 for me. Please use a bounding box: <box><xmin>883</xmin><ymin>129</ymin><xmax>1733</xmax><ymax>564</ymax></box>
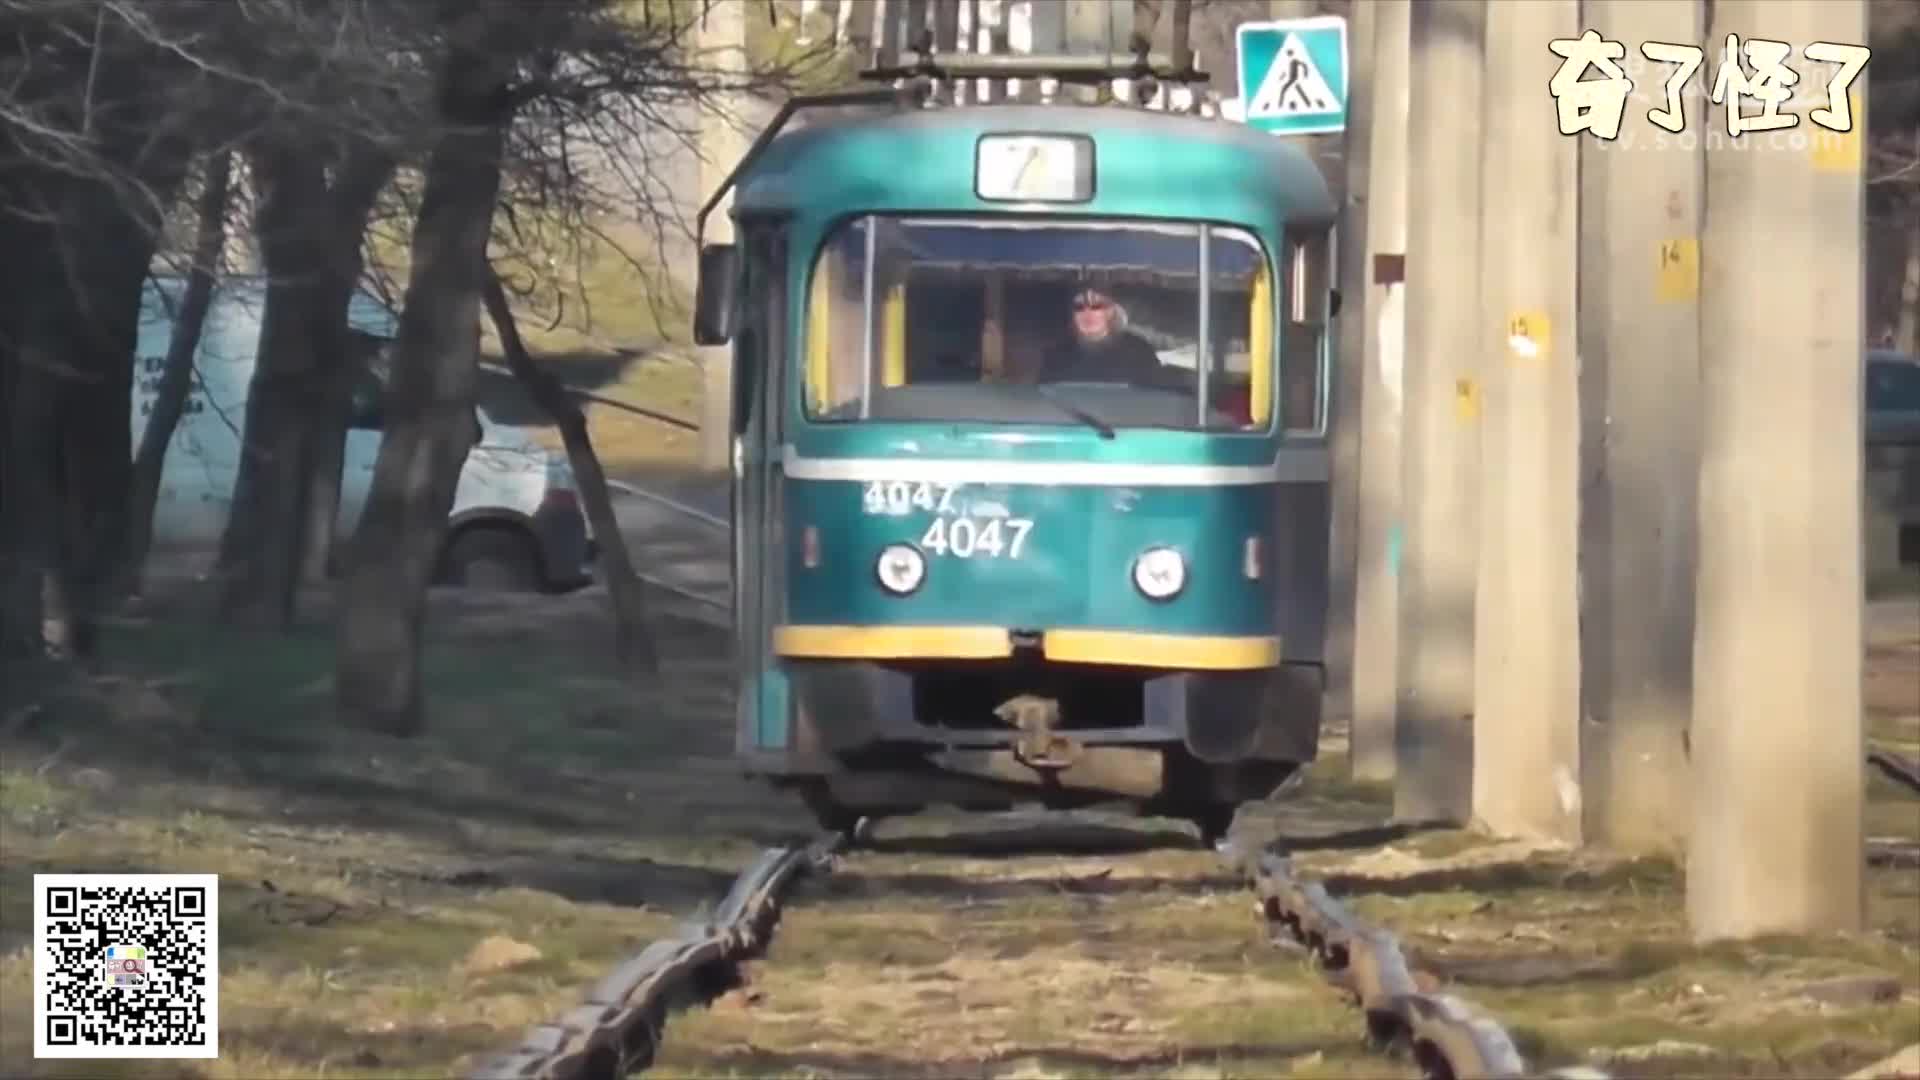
<box><xmin>861</xmin><ymin>481</ymin><xmax>1034</xmax><ymax>560</ymax></box>
<box><xmin>920</xmin><ymin>515</ymin><xmax>1033</xmax><ymax>560</ymax></box>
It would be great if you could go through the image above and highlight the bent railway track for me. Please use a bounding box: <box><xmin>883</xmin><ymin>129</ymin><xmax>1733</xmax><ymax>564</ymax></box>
<box><xmin>467</xmin><ymin>824</ymin><xmax>1625</xmax><ymax>1080</ymax></box>
<box><xmin>1223</xmin><ymin>840</ymin><xmax>1610</xmax><ymax>1080</ymax></box>
<box><xmin>465</xmin><ymin>834</ymin><xmax>843</xmax><ymax>1080</ymax></box>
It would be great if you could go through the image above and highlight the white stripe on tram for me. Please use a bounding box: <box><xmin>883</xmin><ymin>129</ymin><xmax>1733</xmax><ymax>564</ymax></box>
<box><xmin>778</xmin><ymin>444</ymin><xmax>1331</xmax><ymax>486</ymax></box>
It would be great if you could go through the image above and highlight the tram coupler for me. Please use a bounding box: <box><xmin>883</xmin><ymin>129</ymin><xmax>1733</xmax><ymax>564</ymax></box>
<box><xmin>1015</xmin><ymin>730</ymin><xmax>1081</xmax><ymax>770</ymax></box>
<box><xmin>995</xmin><ymin>693</ymin><xmax>1082</xmax><ymax>769</ymax></box>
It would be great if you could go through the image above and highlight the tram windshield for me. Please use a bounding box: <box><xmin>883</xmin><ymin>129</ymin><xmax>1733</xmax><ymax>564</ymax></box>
<box><xmin>800</xmin><ymin>215</ymin><xmax>1324</xmax><ymax>433</ymax></box>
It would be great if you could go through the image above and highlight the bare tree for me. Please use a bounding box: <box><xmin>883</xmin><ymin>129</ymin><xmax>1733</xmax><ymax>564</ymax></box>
<box><xmin>2</xmin><ymin>0</ymin><xmax>412</xmax><ymax>656</ymax></box>
<box><xmin>175</xmin><ymin>0</ymin><xmax>421</xmax><ymax>626</ymax></box>
<box><xmin>0</xmin><ymin>1</ymin><xmax>207</xmax><ymax>663</ymax></box>
<box><xmin>334</xmin><ymin>9</ymin><xmax>520</xmax><ymax>735</ymax></box>
<box><xmin>2</xmin><ymin>0</ymin><xmax>833</xmax><ymax>719</ymax></box>
<box><xmin>123</xmin><ymin>151</ymin><xmax>233</xmax><ymax>597</ymax></box>
<box><xmin>1870</xmin><ymin>0</ymin><xmax>1920</xmax><ymax>351</ymax></box>
<box><xmin>213</xmin><ymin>131</ymin><xmax>396</xmax><ymax>628</ymax></box>
<box><xmin>483</xmin><ymin>264</ymin><xmax>658</xmax><ymax>674</ymax></box>
<box><xmin>332</xmin><ymin>0</ymin><xmax>826</xmax><ymax>733</ymax></box>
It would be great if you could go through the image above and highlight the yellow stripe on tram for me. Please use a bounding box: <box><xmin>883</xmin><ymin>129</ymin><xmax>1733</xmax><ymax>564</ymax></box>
<box><xmin>772</xmin><ymin>625</ymin><xmax>1282</xmax><ymax>670</ymax></box>
<box><xmin>773</xmin><ymin>625</ymin><xmax>1014</xmax><ymax>660</ymax></box>
<box><xmin>1043</xmin><ymin>630</ymin><xmax>1282</xmax><ymax>670</ymax></box>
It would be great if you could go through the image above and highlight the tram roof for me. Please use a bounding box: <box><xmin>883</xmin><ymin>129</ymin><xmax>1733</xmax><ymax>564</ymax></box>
<box><xmin>729</xmin><ymin>102</ymin><xmax>1336</xmax><ymax>230</ymax></box>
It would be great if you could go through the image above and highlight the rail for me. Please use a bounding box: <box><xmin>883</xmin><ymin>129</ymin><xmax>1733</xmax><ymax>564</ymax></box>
<box><xmin>477</xmin><ymin>360</ymin><xmax>701</xmax><ymax>433</ymax></box>
<box><xmin>466</xmin><ymin>815</ymin><xmax>1920</xmax><ymax>1080</ymax></box>
<box><xmin>1222</xmin><ymin>841</ymin><xmax>1611</xmax><ymax>1080</ymax></box>
<box><xmin>601</xmin><ymin>478</ymin><xmax>730</xmax><ymax>615</ymax></box>
<box><xmin>466</xmin><ymin>832</ymin><xmax>843</xmax><ymax>1080</ymax></box>
<box><xmin>635</xmin><ymin>569</ymin><xmax>729</xmax><ymax>615</ymax></box>
<box><xmin>1869</xmin><ymin>746</ymin><xmax>1920</xmax><ymax>796</ymax></box>
<box><xmin>603</xmin><ymin>479</ymin><xmax>727</xmax><ymax>533</ymax></box>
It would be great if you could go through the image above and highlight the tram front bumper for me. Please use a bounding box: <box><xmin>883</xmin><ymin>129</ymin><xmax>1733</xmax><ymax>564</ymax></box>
<box><xmin>781</xmin><ymin>645</ymin><xmax>1319</xmax><ymax>767</ymax></box>
<box><xmin>771</xmin><ymin>623</ymin><xmax>1282</xmax><ymax>670</ymax></box>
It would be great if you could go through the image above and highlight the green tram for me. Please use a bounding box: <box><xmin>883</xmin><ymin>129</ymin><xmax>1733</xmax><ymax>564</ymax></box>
<box><xmin>694</xmin><ymin>58</ymin><xmax>1340</xmax><ymax>847</ymax></box>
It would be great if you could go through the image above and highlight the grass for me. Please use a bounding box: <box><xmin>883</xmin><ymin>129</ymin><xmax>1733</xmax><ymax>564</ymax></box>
<box><xmin>0</xmin><ymin>585</ymin><xmax>1915</xmax><ymax>1079</ymax></box>
<box><xmin>0</xmin><ymin>588</ymin><xmax>782</xmax><ymax>1079</ymax></box>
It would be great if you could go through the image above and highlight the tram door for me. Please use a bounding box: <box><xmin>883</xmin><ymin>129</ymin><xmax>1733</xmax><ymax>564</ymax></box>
<box><xmin>733</xmin><ymin>224</ymin><xmax>792</xmax><ymax>758</ymax></box>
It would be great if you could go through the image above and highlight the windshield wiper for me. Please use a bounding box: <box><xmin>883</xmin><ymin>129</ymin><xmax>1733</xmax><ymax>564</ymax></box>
<box><xmin>1035</xmin><ymin>384</ymin><xmax>1117</xmax><ymax>439</ymax></box>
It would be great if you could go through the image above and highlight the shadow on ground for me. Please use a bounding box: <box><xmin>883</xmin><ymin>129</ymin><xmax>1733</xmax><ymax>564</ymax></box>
<box><xmin>1270</xmin><ymin>821</ymin><xmax>1445</xmax><ymax>852</ymax></box>
<box><xmin>219</xmin><ymin>1014</ymin><xmax>506</xmax><ymax>1080</ymax></box>
<box><xmin>0</xmin><ymin>582</ymin><xmax>788</xmax><ymax>881</ymax></box>
<box><xmin>672</xmin><ymin>1041</ymin><xmax>1345</xmax><ymax>1079</ymax></box>
<box><xmin>812</xmin><ymin>867</ymin><xmax>1245</xmax><ymax>906</ymax></box>
<box><xmin>1318</xmin><ymin>852</ymin><xmax>1680</xmax><ymax>900</ymax></box>
<box><xmin>863</xmin><ymin>821</ymin><xmax>1200</xmax><ymax>859</ymax></box>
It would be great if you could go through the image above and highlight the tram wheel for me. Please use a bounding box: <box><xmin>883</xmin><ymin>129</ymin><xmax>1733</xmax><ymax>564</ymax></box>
<box><xmin>1191</xmin><ymin>804</ymin><xmax>1238</xmax><ymax>850</ymax></box>
<box><xmin>799</xmin><ymin>781</ymin><xmax>871</xmax><ymax>846</ymax></box>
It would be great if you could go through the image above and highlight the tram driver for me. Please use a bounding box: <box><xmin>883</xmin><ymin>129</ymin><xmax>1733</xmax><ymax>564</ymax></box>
<box><xmin>1037</xmin><ymin>284</ymin><xmax>1165</xmax><ymax>385</ymax></box>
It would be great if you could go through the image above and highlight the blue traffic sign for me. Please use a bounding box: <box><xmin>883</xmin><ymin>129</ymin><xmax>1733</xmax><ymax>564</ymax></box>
<box><xmin>1235</xmin><ymin>15</ymin><xmax>1350</xmax><ymax>136</ymax></box>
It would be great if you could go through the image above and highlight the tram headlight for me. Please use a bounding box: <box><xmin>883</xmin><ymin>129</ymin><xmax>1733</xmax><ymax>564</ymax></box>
<box><xmin>1132</xmin><ymin>547</ymin><xmax>1187</xmax><ymax>601</ymax></box>
<box><xmin>875</xmin><ymin>543</ymin><xmax>926</xmax><ymax>596</ymax></box>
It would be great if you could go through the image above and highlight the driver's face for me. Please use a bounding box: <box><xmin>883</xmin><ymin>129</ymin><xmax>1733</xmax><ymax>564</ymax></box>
<box><xmin>1072</xmin><ymin>290</ymin><xmax>1115</xmax><ymax>341</ymax></box>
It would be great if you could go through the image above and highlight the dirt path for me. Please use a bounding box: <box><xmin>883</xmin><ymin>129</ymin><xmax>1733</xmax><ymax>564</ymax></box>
<box><xmin>1</xmin><ymin>589</ymin><xmax>1914</xmax><ymax>1079</ymax></box>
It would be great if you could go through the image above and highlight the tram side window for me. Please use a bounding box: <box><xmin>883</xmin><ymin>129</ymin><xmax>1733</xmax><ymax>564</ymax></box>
<box><xmin>803</xmin><ymin>218</ymin><xmax>872</xmax><ymax>419</ymax></box>
<box><xmin>1203</xmin><ymin>228</ymin><xmax>1261</xmax><ymax>431</ymax></box>
<box><xmin>1282</xmin><ymin>226</ymin><xmax>1331</xmax><ymax>436</ymax></box>
<box><xmin>801</xmin><ymin>214</ymin><xmax>1275</xmax><ymax>433</ymax></box>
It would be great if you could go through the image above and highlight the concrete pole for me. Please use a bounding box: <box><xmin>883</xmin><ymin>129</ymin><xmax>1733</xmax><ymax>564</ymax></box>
<box><xmin>1325</xmin><ymin>0</ymin><xmax>1374</xmax><ymax>769</ymax></box>
<box><xmin>1062</xmin><ymin>0</ymin><xmax>1110</xmax><ymax>103</ymax></box>
<box><xmin>1348</xmin><ymin>0</ymin><xmax>1408</xmax><ymax>783</ymax></box>
<box><xmin>697</xmin><ymin>0</ymin><xmax>747</xmax><ymax>472</ymax></box>
<box><xmin>1690</xmin><ymin>0</ymin><xmax>1868</xmax><ymax>939</ymax></box>
<box><xmin>1028</xmin><ymin>0</ymin><xmax>1063</xmax><ymax>51</ymax></box>
<box><xmin>1468</xmin><ymin>0</ymin><xmax>1581</xmax><ymax>843</ymax></box>
<box><xmin>1064</xmin><ymin>0</ymin><xmax>1112</xmax><ymax>56</ymax></box>
<box><xmin>1576</xmin><ymin>0</ymin><xmax>1704</xmax><ymax>855</ymax></box>
<box><xmin>1018</xmin><ymin>0</ymin><xmax>1062</xmax><ymax>102</ymax></box>
<box><xmin>1394</xmin><ymin>0</ymin><xmax>1483</xmax><ymax>825</ymax></box>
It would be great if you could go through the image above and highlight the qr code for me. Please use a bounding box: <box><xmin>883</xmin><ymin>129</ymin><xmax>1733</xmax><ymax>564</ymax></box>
<box><xmin>34</xmin><ymin>874</ymin><xmax>219</xmax><ymax>1059</ymax></box>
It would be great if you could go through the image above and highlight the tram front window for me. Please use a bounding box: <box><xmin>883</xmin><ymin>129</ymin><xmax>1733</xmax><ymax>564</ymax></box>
<box><xmin>801</xmin><ymin>216</ymin><xmax>1301</xmax><ymax>432</ymax></box>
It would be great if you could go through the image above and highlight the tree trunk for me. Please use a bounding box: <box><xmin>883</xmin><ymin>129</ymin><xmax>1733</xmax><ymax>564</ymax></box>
<box><xmin>0</xmin><ymin>327</ymin><xmax>59</xmax><ymax>666</ymax></box>
<box><xmin>39</xmin><ymin>149</ymin><xmax>189</xmax><ymax>659</ymax></box>
<box><xmin>1898</xmin><ymin>186</ymin><xmax>1919</xmax><ymax>357</ymax></box>
<box><xmin>124</xmin><ymin>152</ymin><xmax>233</xmax><ymax>597</ymax></box>
<box><xmin>481</xmin><ymin>268</ymin><xmax>659</xmax><ymax>675</ymax></box>
<box><xmin>216</xmin><ymin>141</ymin><xmax>330</xmax><ymax>629</ymax></box>
<box><xmin>1</xmin><ymin>15</ymin><xmax>188</xmax><ymax>664</ymax></box>
<box><xmin>0</xmin><ymin>179</ymin><xmax>55</xmax><ymax>667</ymax></box>
<box><xmin>300</xmin><ymin>147</ymin><xmax>397</xmax><ymax>585</ymax></box>
<box><xmin>335</xmin><ymin>61</ymin><xmax>511</xmax><ymax>736</ymax></box>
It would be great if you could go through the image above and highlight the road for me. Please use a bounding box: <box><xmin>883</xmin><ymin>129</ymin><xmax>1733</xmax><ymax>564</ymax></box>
<box><xmin>601</xmin><ymin>477</ymin><xmax>732</xmax><ymax>625</ymax></box>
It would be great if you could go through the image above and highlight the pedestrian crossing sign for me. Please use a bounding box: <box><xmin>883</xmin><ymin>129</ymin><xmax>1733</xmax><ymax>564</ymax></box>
<box><xmin>1235</xmin><ymin>15</ymin><xmax>1349</xmax><ymax>136</ymax></box>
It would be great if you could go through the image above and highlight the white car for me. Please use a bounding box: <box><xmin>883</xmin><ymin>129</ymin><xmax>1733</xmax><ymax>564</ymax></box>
<box><xmin>133</xmin><ymin>274</ymin><xmax>593</xmax><ymax>591</ymax></box>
